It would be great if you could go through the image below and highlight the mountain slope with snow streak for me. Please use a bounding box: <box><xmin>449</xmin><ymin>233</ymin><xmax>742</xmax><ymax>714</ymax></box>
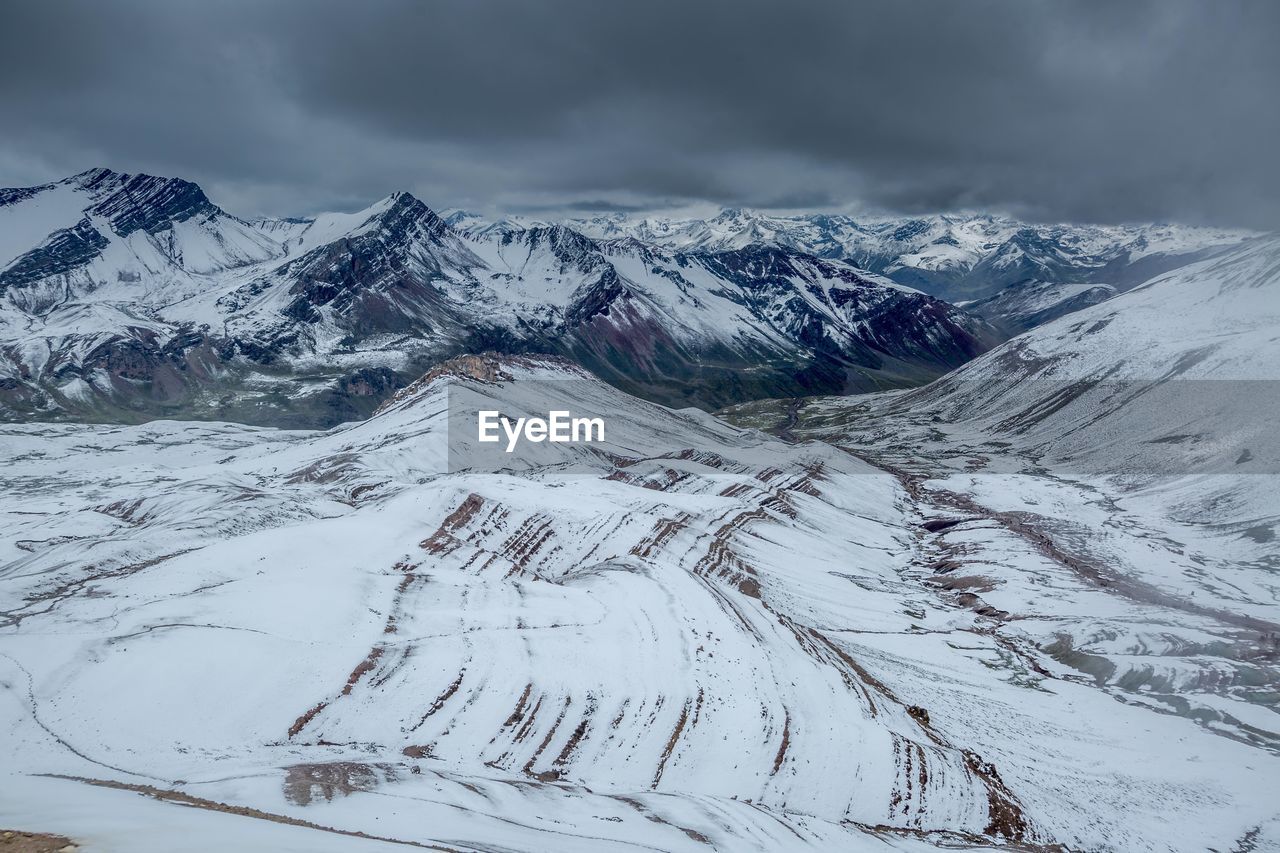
<box><xmin>0</xmin><ymin>170</ymin><xmax>996</xmax><ymax>426</ymax></box>
<box><xmin>3</xmin><ymin>354</ymin><xmax>1277</xmax><ymax>851</ymax></box>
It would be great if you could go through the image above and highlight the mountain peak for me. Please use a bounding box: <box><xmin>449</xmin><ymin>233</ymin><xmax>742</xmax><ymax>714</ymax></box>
<box><xmin>712</xmin><ymin>206</ymin><xmax>756</xmax><ymax>223</ymax></box>
<box><xmin>443</xmin><ymin>209</ymin><xmax>484</xmax><ymax>228</ymax></box>
<box><xmin>67</xmin><ymin>166</ymin><xmax>123</xmax><ymax>187</ymax></box>
<box><xmin>363</xmin><ymin>190</ymin><xmax>451</xmax><ymax>238</ymax></box>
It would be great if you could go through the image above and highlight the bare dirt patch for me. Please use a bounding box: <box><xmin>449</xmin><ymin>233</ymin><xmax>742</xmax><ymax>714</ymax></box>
<box><xmin>0</xmin><ymin>831</ymin><xmax>75</xmax><ymax>853</ymax></box>
<box><xmin>283</xmin><ymin>762</ymin><xmax>396</xmax><ymax>807</ymax></box>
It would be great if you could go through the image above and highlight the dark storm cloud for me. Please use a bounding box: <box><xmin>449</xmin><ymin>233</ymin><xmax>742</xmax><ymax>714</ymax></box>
<box><xmin>0</xmin><ymin>0</ymin><xmax>1276</xmax><ymax>227</ymax></box>
<box><xmin>518</xmin><ymin>200</ymin><xmax>659</xmax><ymax>214</ymax></box>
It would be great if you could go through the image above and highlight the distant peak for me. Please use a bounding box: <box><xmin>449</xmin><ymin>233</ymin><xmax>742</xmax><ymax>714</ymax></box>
<box><xmin>376</xmin><ymin>190</ymin><xmax>437</xmax><ymax>217</ymax></box>
<box><xmin>64</xmin><ymin>167</ymin><xmax>206</xmax><ymax>200</ymax></box>
<box><xmin>70</xmin><ymin>166</ymin><xmax>120</xmax><ymax>181</ymax></box>
<box><xmin>712</xmin><ymin>207</ymin><xmax>755</xmax><ymax>222</ymax></box>
<box><xmin>355</xmin><ymin>190</ymin><xmax>455</xmax><ymax>241</ymax></box>
<box><xmin>521</xmin><ymin>222</ymin><xmax>601</xmax><ymax>254</ymax></box>
<box><xmin>443</xmin><ymin>210</ymin><xmax>483</xmax><ymax>226</ymax></box>
<box><xmin>66</xmin><ymin>167</ymin><xmax>127</xmax><ymax>192</ymax></box>
<box><xmin>55</xmin><ymin>168</ymin><xmax>218</xmax><ymax>235</ymax></box>
<box><xmin>361</xmin><ymin>190</ymin><xmax>414</xmax><ymax>214</ymax></box>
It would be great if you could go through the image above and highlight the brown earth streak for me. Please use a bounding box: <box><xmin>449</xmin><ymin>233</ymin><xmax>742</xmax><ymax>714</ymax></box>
<box><xmin>40</xmin><ymin>775</ymin><xmax>457</xmax><ymax>851</ymax></box>
<box><xmin>410</xmin><ymin>670</ymin><xmax>466</xmax><ymax>731</ymax></box>
<box><xmin>420</xmin><ymin>493</ymin><xmax>486</xmax><ymax>554</ymax></box>
<box><xmin>552</xmin><ymin>697</ymin><xmax>598</xmax><ymax>770</ymax></box>
<box><xmin>963</xmin><ymin>750</ymin><xmax>1029</xmax><ymax>841</ymax></box>
<box><xmin>500</xmin><ymin>517</ymin><xmax>555</xmax><ymax>578</ymax></box>
<box><xmin>652</xmin><ymin>700</ymin><xmax>692</xmax><ymax>786</ymax></box>
<box><xmin>287</xmin><ymin>700</ymin><xmax>328</xmax><ymax>739</ymax></box>
<box><xmin>523</xmin><ymin>696</ymin><xmax>572</xmax><ymax>779</ymax></box>
<box><xmin>630</xmin><ymin>513</ymin><xmax>692</xmax><ymax>560</ymax></box>
<box><xmin>0</xmin><ymin>830</ymin><xmax>75</xmax><ymax>852</ymax></box>
<box><xmin>512</xmin><ymin>694</ymin><xmax>545</xmax><ymax>745</ymax></box>
<box><xmin>501</xmin><ymin>684</ymin><xmax>534</xmax><ymax>729</ymax></box>
<box><xmin>287</xmin><ymin>644</ymin><xmax>385</xmax><ymax>739</ymax></box>
<box><xmin>342</xmin><ymin>646</ymin><xmax>385</xmax><ymax>696</ymax></box>
<box><xmin>771</xmin><ymin>711</ymin><xmax>792</xmax><ymax>776</ymax></box>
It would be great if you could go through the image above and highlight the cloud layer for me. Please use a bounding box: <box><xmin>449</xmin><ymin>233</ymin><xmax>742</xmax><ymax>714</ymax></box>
<box><xmin>2</xmin><ymin>0</ymin><xmax>1276</xmax><ymax>226</ymax></box>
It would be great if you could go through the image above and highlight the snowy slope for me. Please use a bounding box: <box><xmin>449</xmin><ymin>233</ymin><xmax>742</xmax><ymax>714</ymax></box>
<box><xmin>3</xmin><ymin>354</ymin><xmax>1277</xmax><ymax>851</ymax></box>
<box><xmin>963</xmin><ymin>279</ymin><xmax>1117</xmax><ymax>334</ymax></box>
<box><xmin>731</xmin><ymin>238</ymin><xmax>1280</xmax><ymax>840</ymax></box>
<box><xmin>887</xmin><ymin>235</ymin><xmax>1280</xmax><ymax>473</ymax></box>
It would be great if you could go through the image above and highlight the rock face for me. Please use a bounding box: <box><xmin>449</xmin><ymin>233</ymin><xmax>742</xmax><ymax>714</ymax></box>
<box><xmin>0</xmin><ymin>170</ymin><xmax>999</xmax><ymax>426</ymax></box>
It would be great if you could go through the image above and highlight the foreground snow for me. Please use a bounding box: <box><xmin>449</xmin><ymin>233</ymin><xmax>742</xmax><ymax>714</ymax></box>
<box><xmin>2</xmin><ymin>355</ymin><xmax>1277</xmax><ymax>851</ymax></box>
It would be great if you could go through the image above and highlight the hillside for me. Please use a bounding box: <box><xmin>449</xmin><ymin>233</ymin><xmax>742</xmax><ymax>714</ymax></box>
<box><xmin>3</xmin><ymin>354</ymin><xmax>1277</xmax><ymax>850</ymax></box>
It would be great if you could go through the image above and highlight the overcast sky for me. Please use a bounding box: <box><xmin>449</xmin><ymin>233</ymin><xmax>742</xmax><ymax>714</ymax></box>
<box><xmin>1</xmin><ymin>0</ymin><xmax>1276</xmax><ymax>227</ymax></box>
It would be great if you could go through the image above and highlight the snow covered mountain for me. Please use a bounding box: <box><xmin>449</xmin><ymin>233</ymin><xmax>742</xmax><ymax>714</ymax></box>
<box><xmin>560</xmin><ymin>208</ymin><xmax>1254</xmax><ymax>303</ymax></box>
<box><xmin>0</xmin><ymin>169</ymin><xmax>996</xmax><ymax>426</ymax></box>
<box><xmin>4</xmin><ymin>353</ymin><xmax>1276</xmax><ymax>851</ymax></box>
<box><xmin>868</xmin><ymin>235</ymin><xmax>1280</xmax><ymax>474</ymax></box>
<box><xmin>719</xmin><ymin>238</ymin><xmax>1280</xmax><ymax>847</ymax></box>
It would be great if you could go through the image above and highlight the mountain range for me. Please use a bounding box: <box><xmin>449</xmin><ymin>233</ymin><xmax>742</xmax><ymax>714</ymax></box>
<box><xmin>542</xmin><ymin>207</ymin><xmax>1252</xmax><ymax>302</ymax></box>
<box><xmin>0</xmin><ymin>169</ymin><xmax>997</xmax><ymax>426</ymax></box>
<box><xmin>0</xmin><ymin>168</ymin><xmax>1254</xmax><ymax>427</ymax></box>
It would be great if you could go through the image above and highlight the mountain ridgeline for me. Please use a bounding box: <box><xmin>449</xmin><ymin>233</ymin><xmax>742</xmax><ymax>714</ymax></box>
<box><xmin>557</xmin><ymin>207</ymin><xmax>1252</xmax><ymax>304</ymax></box>
<box><xmin>0</xmin><ymin>169</ymin><xmax>1251</xmax><ymax>427</ymax></box>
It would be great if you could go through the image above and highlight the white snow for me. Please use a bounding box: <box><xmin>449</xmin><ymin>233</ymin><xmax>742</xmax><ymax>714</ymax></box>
<box><xmin>0</xmin><ymin>183</ymin><xmax>90</xmax><ymax>269</ymax></box>
<box><xmin>2</xmin><ymin>356</ymin><xmax>1278</xmax><ymax>851</ymax></box>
